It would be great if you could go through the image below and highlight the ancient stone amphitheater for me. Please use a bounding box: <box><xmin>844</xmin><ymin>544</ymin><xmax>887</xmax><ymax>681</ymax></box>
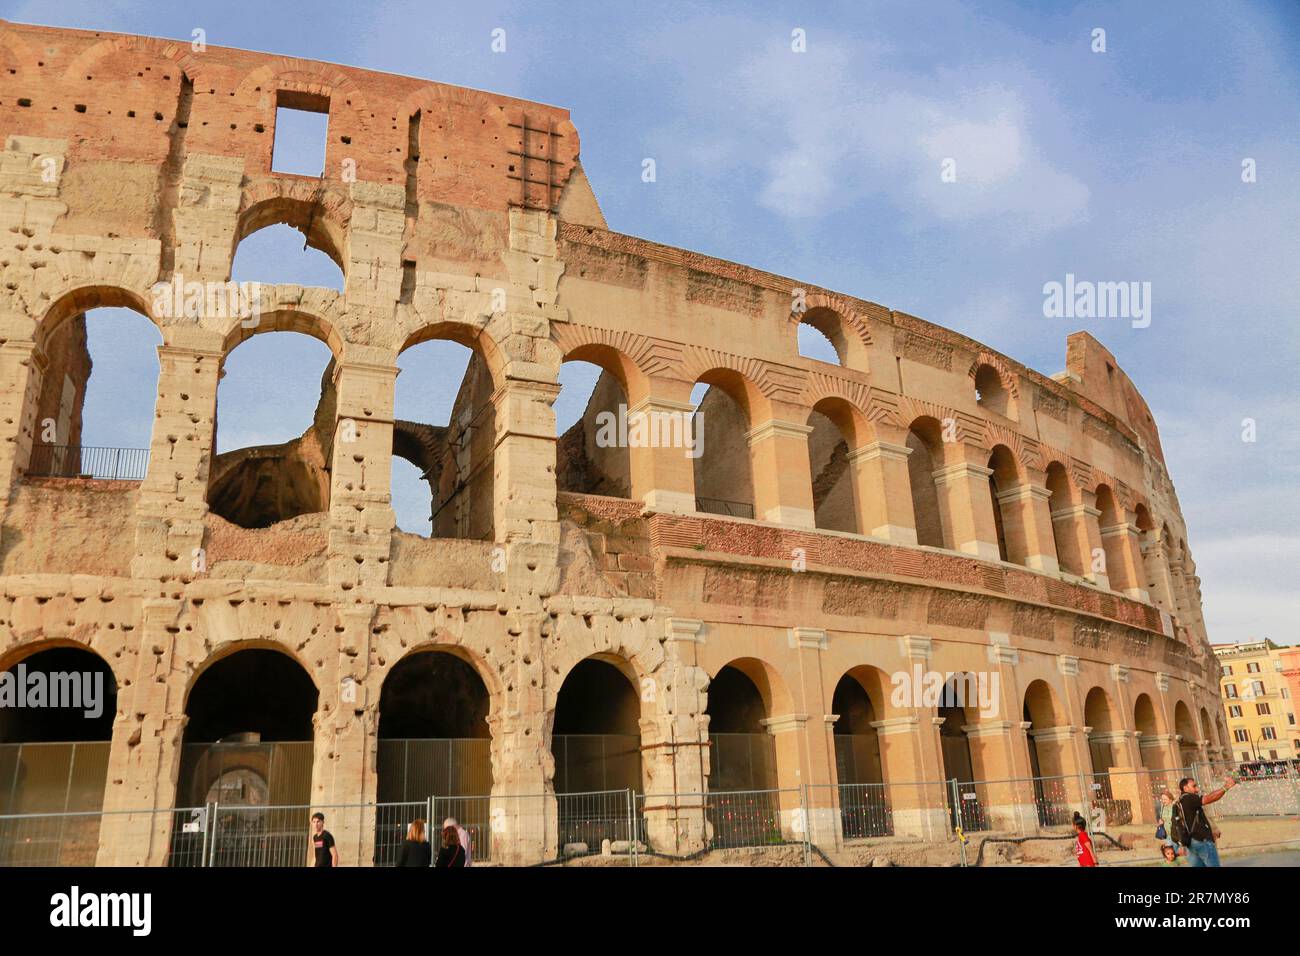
<box><xmin>0</xmin><ymin>22</ymin><xmax>1224</xmax><ymax>865</ymax></box>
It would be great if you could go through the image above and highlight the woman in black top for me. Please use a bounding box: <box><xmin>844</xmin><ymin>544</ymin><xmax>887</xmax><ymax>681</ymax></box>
<box><xmin>395</xmin><ymin>819</ymin><xmax>432</xmax><ymax>867</ymax></box>
<box><xmin>435</xmin><ymin>823</ymin><xmax>466</xmax><ymax>868</ymax></box>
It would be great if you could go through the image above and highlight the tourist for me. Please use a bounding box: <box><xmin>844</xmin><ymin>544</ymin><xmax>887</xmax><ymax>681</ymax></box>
<box><xmin>443</xmin><ymin>816</ymin><xmax>472</xmax><ymax>866</ymax></box>
<box><xmin>435</xmin><ymin>823</ymin><xmax>467</xmax><ymax>868</ymax></box>
<box><xmin>1160</xmin><ymin>844</ymin><xmax>1181</xmax><ymax>867</ymax></box>
<box><xmin>310</xmin><ymin>811</ymin><xmax>339</xmax><ymax>868</ymax></box>
<box><xmin>1157</xmin><ymin>789</ymin><xmax>1179</xmax><ymax>850</ymax></box>
<box><xmin>1074</xmin><ymin>816</ymin><xmax>1097</xmax><ymax>867</ymax></box>
<box><xmin>1173</xmin><ymin>776</ymin><xmax>1238</xmax><ymax>867</ymax></box>
<box><xmin>395</xmin><ymin>819</ymin><xmax>432</xmax><ymax>867</ymax></box>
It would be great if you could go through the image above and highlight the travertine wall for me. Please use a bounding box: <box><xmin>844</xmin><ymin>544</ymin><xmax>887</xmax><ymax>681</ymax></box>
<box><xmin>0</xmin><ymin>21</ymin><xmax>1222</xmax><ymax>863</ymax></box>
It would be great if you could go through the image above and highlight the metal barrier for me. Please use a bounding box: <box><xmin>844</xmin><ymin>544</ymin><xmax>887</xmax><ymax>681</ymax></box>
<box><xmin>694</xmin><ymin>497</ymin><xmax>755</xmax><ymax>518</ymax></box>
<box><xmin>26</xmin><ymin>444</ymin><xmax>150</xmax><ymax>481</ymax></box>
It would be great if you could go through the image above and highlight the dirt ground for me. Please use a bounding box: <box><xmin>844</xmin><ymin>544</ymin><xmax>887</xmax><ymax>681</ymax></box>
<box><xmin>555</xmin><ymin>816</ymin><xmax>1300</xmax><ymax>867</ymax></box>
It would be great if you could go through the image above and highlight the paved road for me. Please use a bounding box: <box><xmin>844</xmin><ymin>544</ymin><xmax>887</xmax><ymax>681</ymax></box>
<box><xmin>1225</xmin><ymin>849</ymin><xmax>1300</xmax><ymax>866</ymax></box>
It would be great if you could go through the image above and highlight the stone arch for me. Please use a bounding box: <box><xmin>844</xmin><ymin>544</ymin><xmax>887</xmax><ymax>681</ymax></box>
<box><xmin>968</xmin><ymin>352</ymin><xmax>1019</xmax><ymax>419</ymax></box>
<box><xmin>690</xmin><ymin>367</ymin><xmax>769</xmax><ymax>519</ymax></box>
<box><xmin>987</xmin><ymin>444</ymin><xmax>1026</xmax><ymax>564</ymax></box>
<box><xmin>807</xmin><ymin>396</ymin><xmax>867</xmax><ymax>534</ymax></box>
<box><xmin>61</xmin><ymin>34</ymin><xmax>210</xmax><ymax>89</ymax></box>
<box><xmin>34</xmin><ymin>283</ymin><xmax>158</xmax><ymax>348</ymax></box>
<box><xmin>1173</xmin><ymin>699</ymin><xmax>1199</xmax><ymax>766</ymax></box>
<box><xmin>1133</xmin><ymin>691</ymin><xmax>1163</xmax><ymax>770</ymax></box>
<box><xmin>555</xmin><ymin>343</ymin><xmax>643</xmax><ymax>500</ymax></box>
<box><xmin>1045</xmin><ymin>460</ymin><xmax>1082</xmax><ymax>575</ymax></box>
<box><xmin>233</xmin><ymin>60</ymin><xmax>373</xmax><ymax>149</ymax></box>
<box><xmin>235</xmin><ymin>189</ymin><xmax>351</xmax><ymax>278</ymax></box>
<box><xmin>797</xmin><ymin>292</ymin><xmax>872</xmax><ymax>366</ymax></box>
<box><xmin>905</xmin><ymin>415</ymin><xmax>948</xmax><ymax>548</ymax></box>
<box><xmin>1084</xmin><ymin>685</ymin><xmax>1120</xmax><ymax>775</ymax></box>
<box><xmin>831</xmin><ymin>664</ymin><xmax>895</xmax><ymax>837</ymax></box>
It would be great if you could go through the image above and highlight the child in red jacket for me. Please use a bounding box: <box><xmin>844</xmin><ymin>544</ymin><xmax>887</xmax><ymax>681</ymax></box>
<box><xmin>1074</xmin><ymin>818</ymin><xmax>1097</xmax><ymax>867</ymax></box>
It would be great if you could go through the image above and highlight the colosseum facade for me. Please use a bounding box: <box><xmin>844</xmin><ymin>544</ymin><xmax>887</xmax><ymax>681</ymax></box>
<box><xmin>0</xmin><ymin>21</ymin><xmax>1225</xmax><ymax>865</ymax></box>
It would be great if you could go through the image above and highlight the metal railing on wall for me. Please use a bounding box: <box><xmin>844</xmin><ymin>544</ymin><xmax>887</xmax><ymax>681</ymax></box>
<box><xmin>26</xmin><ymin>444</ymin><xmax>150</xmax><ymax>481</ymax></box>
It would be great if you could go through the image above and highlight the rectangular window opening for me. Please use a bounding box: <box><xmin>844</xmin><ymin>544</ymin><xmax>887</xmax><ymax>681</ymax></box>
<box><xmin>271</xmin><ymin>91</ymin><xmax>330</xmax><ymax>177</ymax></box>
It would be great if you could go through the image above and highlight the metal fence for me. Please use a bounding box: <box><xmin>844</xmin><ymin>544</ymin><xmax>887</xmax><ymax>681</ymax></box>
<box><xmin>694</xmin><ymin>497</ymin><xmax>755</xmax><ymax>518</ymax></box>
<box><xmin>26</xmin><ymin>444</ymin><xmax>150</xmax><ymax>481</ymax></box>
<box><xmin>2</xmin><ymin>765</ymin><xmax>1296</xmax><ymax>867</ymax></box>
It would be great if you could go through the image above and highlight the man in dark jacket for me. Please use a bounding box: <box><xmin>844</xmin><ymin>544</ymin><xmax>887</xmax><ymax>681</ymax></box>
<box><xmin>1175</xmin><ymin>776</ymin><xmax>1237</xmax><ymax>867</ymax></box>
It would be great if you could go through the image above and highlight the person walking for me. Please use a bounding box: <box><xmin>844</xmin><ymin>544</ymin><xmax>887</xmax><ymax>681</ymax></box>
<box><xmin>1157</xmin><ymin>789</ymin><xmax>1181</xmax><ymax>854</ymax></box>
<box><xmin>435</xmin><ymin>822</ymin><xmax>467</xmax><ymax>868</ymax></box>
<box><xmin>1173</xmin><ymin>775</ymin><xmax>1237</xmax><ymax>867</ymax></box>
<box><xmin>395</xmin><ymin>819</ymin><xmax>432</xmax><ymax>868</ymax></box>
<box><xmin>1073</xmin><ymin>815</ymin><xmax>1098</xmax><ymax>867</ymax></box>
<box><xmin>310</xmin><ymin>812</ymin><xmax>339</xmax><ymax>868</ymax></box>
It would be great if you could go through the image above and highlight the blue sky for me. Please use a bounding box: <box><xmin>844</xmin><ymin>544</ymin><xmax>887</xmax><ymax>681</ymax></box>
<box><xmin>13</xmin><ymin>0</ymin><xmax>1298</xmax><ymax>646</ymax></box>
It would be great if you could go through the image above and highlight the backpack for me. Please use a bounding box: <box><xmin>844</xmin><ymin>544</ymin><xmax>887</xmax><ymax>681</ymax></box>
<box><xmin>1170</xmin><ymin>796</ymin><xmax>1197</xmax><ymax>847</ymax></box>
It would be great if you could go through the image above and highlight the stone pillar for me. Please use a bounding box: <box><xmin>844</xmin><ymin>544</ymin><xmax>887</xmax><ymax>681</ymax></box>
<box><xmin>994</xmin><ymin>476</ymin><xmax>1058</xmax><ymax>572</ymax></box>
<box><xmin>1106</xmin><ymin>663</ymin><xmax>1155</xmax><ymax>823</ymax></box>
<box><xmin>1142</xmin><ymin>537</ymin><xmax>1177</xmax><ymax>613</ymax></box>
<box><xmin>1153</xmin><ymin>672</ymin><xmax>1186</xmax><ymax>770</ymax></box>
<box><xmin>786</xmin><ymin>626</ymin><xmax>838</xmax><ymax>847</ymax></box>
<box><xmin>640</xmin><ymin>618</ymin><xmax>711</xmax><ymax>855</ymax></box>
<box><xmin>761</xmin><ymin>713</ymin><xmax>811</xmax><ymax>840</ymax></box>
<box><xmin>968</xmin><ymin>634</ymin><xmax>1038</xmax><ymax>831</ymax></box>
<box><xmin>846</xmin><ymin>437</ymin><xmax>918</xmax><ymax>543</ymax></box>
<box><xmin>491</xmin><ymin>378</ymin><xmax>563</xmax><ymax>597</ymax></box>
<box><xmin>0</xmin><ymin>336</ymin><xmax>43</xmax><ymax>538</ymax></box>
<box><xmin>932</xmin><ymin>455</ymin><xmax>1000</xmax><ymax>560</ymax></box>
<box><xmin>627</xmin><ymin>393</ymin><xmax>697</xmax><ymax>514</ymax></box>
<box><xmin>1050</xmin><ymin>501</ymin><xmax>1093</xmax><ymax>579</ymax></box>
<box><xmin>309</xmin><ymin>603</ymin><xmax>375</xmax><ymax>865</ymax></box>
<box><xmin>132</xmin><ymin>333</ymin><xmax>223</xmax><ymax>581</ymax></box>
<box><xmin>877</xmin><ymin>635</ymin><xmax>949</xmax><ymax>839</ymax></box>
<box><xmin>747</xmin><ymin>419</ymin><xmax>816</xmax><ymax>527</ymax></box>
<box><xmin>1100</xmin><ymin>518</ymin><xmax>1144</xmax><ymax>596</ymax></box>
<box><xmin>97</xmin><ymin>598</ymin><xmax>188</xmax><ymax>866</ymax></box>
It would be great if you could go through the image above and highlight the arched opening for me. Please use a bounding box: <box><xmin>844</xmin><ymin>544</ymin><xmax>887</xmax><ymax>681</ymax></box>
<box><xmin>1046</xmin><ymin>461</ymin><xmax>1081</xmax><ymax>575</ymax></box>
<box><xmin>1174</xmin><ymin>701</ymin><xmax>1199</xmax><ymax>768</ymax></box>
<box><xmin>807</xmin><ymin>398</ymin><xmax>862</xmax><ymax>534</ymax></box>
<box><xmin>377</xmin><ymin>650</ymin><xmax>492</xmax><ymax>862</ymax></box>
<box><xmin>231</xmin><ymin>223</ymin><xmax>344</xmax><ymax>291</ymax></box>
<box><xmin>1134</xmin><ymin>504</ymin><xmax>1164</xmax><ymax>607</ymax></box>
<box><xmin>690</xmin><ymin>372</ymin><xmax>756</xmax><ymax>518</ymax></box>
<box><xmin>1134</xmin><ymin>693</ymin><xmax>1161</xmax><ymax>770</ymax></box>
<box><xmin>0</xmin><ymin>647</ymin><xmax>117</xmax><ymax>865</ymax></box>
<box><xmin>797</xmin><ymin>317</ymin><xmax>841</xmax><ymax>365</ymax></box>
<box><xmin>1023</xmin><ymin>679</ymin><xmax>1071</xmax><ymax>826</ymax></box>
<box><xmin>1095</xmin><ymin>485</ymin><xmax>1128</xmax><ymax>590</ymax></box>
<box><xmin>555</xmin><ymin>358</ymin><xmax>632</xmax><ymax>499</ymax></box>
<box><xmin>1083</xmin><ymin>686</ymin><xmax>1130</xmax><ymax>823</ymax></box>
<box><xmin>28</xmin><ymin>304</ymin><xmax>161</xmax><ymax>482</ymax></box>
<box><xmin>906</xmin><ymin>417</ymin><xmax>946</xmax><ymax>548</ymax></box>
<box><xmin>171</xmin><ymin>649</ymin><xmax>318</xmax><ymax>867</ymax></box>
<box><xmin>938</xmin><ymin>674</ymin><xmax>989</xmax><ymax>831</ymax></box>
<box><xmin>551</xmin><ymin>657</ymin><xmax>642</xmax><ymax>853</ymax></box>
<box><xmin>1198</xmin><ymin>706</ymin><xmax>1214</xmax><ymax>755</ymax></box>
<box><xmin>233</xmin><ymin>198</ymin><xmax>346</xmax><ymax>290</ymax></box>
<box><xmin>987</xmin><ymin>445</ymin><xmax>1023</xmax><ymax>564</ymax></box>
<box><xmin>392</xmin><ymin>331</ymin><xmax>497</xmax><ymax>540</ymax></box>
<box><xmin>705</xmin><ymin>660</ymin><xmax>786</xmax><ymax>847</ymax></box>
<box><xmin>207</xmin><ymin>331</ymin><xmax>335</xmax><ymax>529</ymax></box>
<box><xmin>832</xmin><ymin>670</ymin><xmax>889</xmax><ymax>836</ymax></box>
<box><xmin>974</xmin><ymin>363</ymin><xmax>1012</xmax><ymax>418</ymax></box>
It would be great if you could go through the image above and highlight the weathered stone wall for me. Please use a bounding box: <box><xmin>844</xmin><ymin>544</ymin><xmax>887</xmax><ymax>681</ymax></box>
<box><xmin>0</xmin><ymin>21</ymin><xmax>1223</xmax><ymax>863</ymax></box>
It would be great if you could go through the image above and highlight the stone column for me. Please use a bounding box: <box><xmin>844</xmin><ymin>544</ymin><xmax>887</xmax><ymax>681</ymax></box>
<box><xmin>0</xmin><ymin>335</ymin><xmax>43</xmax><ymax>541</ymax></box>
<box><xmin>786</xmin><ymin>626</ymin><xmax>838</xmax><ymax>847</ymax></box>
<box><xmin>1153</xmin><ymin>672</ymin><xmax>1186</xmax><ymax>770</ymax></box>
<box><xmin>994</xmin><ymin>475</ymin><xmax>1058</xmax><ymax>572</ymax></box>
<box><xmin>1050</xmin><ymin>501</ymin><xmax>1093</xmax><ymax>578</ymax></box>
<box><xmin>1142</xmin><ymin>536</ymin><xmax>1178</xmax><ymax>613</ymax></box>
<box><xmin>1100</xmin><ymin>518</ymin><xmax>1144</xmax><ymax>596</ymax></box>
<box><xmin>846</xmin><ymin>437</ymin><xmax>918</xmax><ymax>543</ymax></box>
<box><xmin>877</xmin><ymin>635</ymin><xmax>949</xmax><ymax>839</ymax></box>
<box><xmin>932</xmin><ymin>452</ymin><xmax>1000</xmax><ymax>560</ymax></box>
<box><xmin>1105</xmin><ymin>663</ymin><xmax>1156</xmax><ymax>824</ymax></box>
<box><xmin>132</xmin><ymin>332</ymin><xmax>224</xmax><ymax>581</ymax></box>
<box><xmin>747</xmin><ymin>418</ymin><xmax>816</xmax><ymax>527</ymax></box>
<box><xmin>309</xmin><ymin>603</ymin><xmax>375</xmax><ymax>865</ymax></box>
<box><xmin>627</xmin><ymin>392</ymin><xmax>697</xmax><ymax>514</ymax></box>
<box><xmin>639</xmin><ymin>618</ymin><xmax>711</xmax><ymax>855</ymax></box>
<box><xmin>490</xmin><ymin>377</ymin><xmax>563</xmax><ymax>597</ymax></box>
<box><xmin>96</xmin><ymin>598</ymin><xmax>189</xmax><ymax>866</ymax></box>
<box><xmin>326</xmin><ymin>350</ymin><xmax>398</xmax><ymax>589</ymax></box>
<box><xmin>968</xmin><ymin>634</ymin><xmax>1038</xmax><ymax>832</ymax></box>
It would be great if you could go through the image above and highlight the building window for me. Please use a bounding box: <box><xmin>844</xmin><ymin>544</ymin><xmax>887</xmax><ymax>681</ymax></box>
<box><xmin>1233</xmin><ymin>729</ymin><xmax>1249</xmax><ymax>743</ymax></box>
<box><xmin>1221</xmin><ymin>664</ymin><xmax>1233</xmax><ymax>676</ymax></box>
<box><xmin>1251</xmin><ymin>680</ymin><xmax>1266</xmax><ymax>697</ymax></box>
<box><xmin>1225</xmin><ymin>684</ymin><xmax>1238</xmax><ymax>698</ymax></box>
<box><xmin>1257</xmin><ymin>703</ymin><xmax>1271</xmax><ymax>716</ymax></box>
<box><xmin>1289</xmin><ymin>713</ymin><xmax>1297</xmax><ymax>726</ymax></box>
<box><xmin>1247</xmin><ymin>661</ymin><xmax>1261</xmax><ymax>673</ymax></box>
<box><xmin>1261</xmin><ymin>726</ymin><xmax>1277</xmax><ymax>741</ymax></box>
<box><xmin>1228</xmin><ymin>705</ymin><xmax>1242</xmax><ymax>718</ymax></box>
